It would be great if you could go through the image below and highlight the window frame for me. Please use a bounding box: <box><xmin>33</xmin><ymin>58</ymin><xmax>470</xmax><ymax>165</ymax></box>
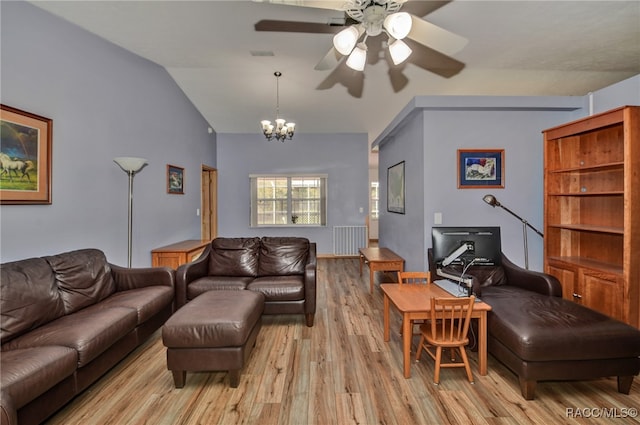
<box><xmin>250</xmin><ymin>174</ymin><xmax>328</xmax><ymax>227</ymax></box>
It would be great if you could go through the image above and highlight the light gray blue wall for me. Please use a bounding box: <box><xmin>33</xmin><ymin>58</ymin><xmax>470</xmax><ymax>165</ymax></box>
<box><xmin>216</xmin><ymin>133</ymin><xmax>369</xmax><ymax>254</ymax></box>
<box><xmin>377</xmin><ymin>97</ymin><xmax>587</xmax><ymax>272</ymax></box>
<box><xmin>376</xmin><ymin>81</ymin><xmax>639</xmax><ymax>272</ymax></box>
<box><xmin>0</xmin><ymin>2</ymin><xmax>216</xmax><ymax>266</ymax></box>
<box><xmin>590</xmin><ymin>75</ymin><xmax>640</xmax><ymax>114</ymax></box>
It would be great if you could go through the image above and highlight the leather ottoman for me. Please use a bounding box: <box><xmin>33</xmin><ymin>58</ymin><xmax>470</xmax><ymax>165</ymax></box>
<box><xmin>162</xmin><ymin>290</ymin><xmax>265</xmax><ymax>388</ymax></box>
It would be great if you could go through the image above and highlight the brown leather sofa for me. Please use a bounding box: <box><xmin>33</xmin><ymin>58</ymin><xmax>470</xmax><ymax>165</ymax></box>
<box><xmin>429</xmin><ymin>250</ymin><xmax>640</xmax><ymax>400</ymax></box>
<box><xmin>176</xmin><ymin>237</ymin><xmax>316</xmax><ymax>327</ymax></box>
<box><xmin>0</xmin><ymin>249</ymin><xmax>175</xmax><ymax>425</ymax></box>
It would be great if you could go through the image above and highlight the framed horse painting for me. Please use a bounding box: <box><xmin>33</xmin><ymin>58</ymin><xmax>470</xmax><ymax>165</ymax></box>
<box><xmin>0</xmin><ymin>105</ymin><xmax>52</xmax><ymax>204</ymax></box>
<box><xmin>457</xmin><ymin>149</ymin><xmax>504</xmax><ymax>189</ymax></box>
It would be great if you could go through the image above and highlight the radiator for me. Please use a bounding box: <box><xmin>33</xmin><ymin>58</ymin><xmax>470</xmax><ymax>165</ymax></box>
<box><xmin>333</xmin><ymin>226</ymin><xmax>368</xmax><ymax>256</ymax></box>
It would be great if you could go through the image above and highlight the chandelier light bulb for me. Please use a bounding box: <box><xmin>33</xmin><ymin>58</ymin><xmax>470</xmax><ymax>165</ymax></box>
<box><xmin>388</xmin><ymin>38</ymin><xmax>412</xmax><ymax>65</ymax></box>
<box><xmin>346</xmin><ymin>42</ymin><xmax>368</xmax><ymax>71</ymax></box>
<box><xmin>333</xmin><ymin>26</ymin><xmax>360</xmax><ymax>55</ymax></box>
<box><xmin>383</xmin><ymin>12</ymin><xmax>412</xmax><ymax>40</ymax></box>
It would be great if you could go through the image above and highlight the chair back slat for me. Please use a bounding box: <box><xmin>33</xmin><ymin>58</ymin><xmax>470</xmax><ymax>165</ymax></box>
<box><xmin>429</xmin><ymin>296</ymin><xmax>475</xmax><ymax>343</ymax></box>
<box><xmin>397</xmin><ymin>271</ymin><xmax>431</xmax><ymax>286</ymax></box>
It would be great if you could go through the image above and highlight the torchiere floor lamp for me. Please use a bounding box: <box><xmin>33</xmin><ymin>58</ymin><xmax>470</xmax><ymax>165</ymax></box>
<box><xmin>114</xmin><ymin>157</ymin><xmax>148</xmax><ymax>268</ymax></box>
<box><xmin>482</xmin><ymin>194</ymin><xmax>543</xmax><ymax>269</ymax></box>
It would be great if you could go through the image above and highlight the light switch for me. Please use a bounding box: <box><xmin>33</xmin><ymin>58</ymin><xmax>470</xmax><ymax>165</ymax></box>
<box><xmin>434</xmin><ymin>212</ymin><xmax>443</xmax><ymax>224</ymax></box>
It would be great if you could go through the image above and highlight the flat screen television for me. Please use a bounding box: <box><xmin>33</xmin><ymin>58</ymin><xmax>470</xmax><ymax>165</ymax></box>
<box><xmin>431</xmin><ymin>226</ymin><xmax>502</xmax><ymax>268</ymax></box>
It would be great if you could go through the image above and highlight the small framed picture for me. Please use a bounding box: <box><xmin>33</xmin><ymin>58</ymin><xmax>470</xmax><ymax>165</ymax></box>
<box><xmin>387</xmin><ymin>160</ymin><xmax>405</xmax><ymax>214</ymax></box>
<box><xmin>167</xmin><ymin>164</ymin><xmax>184</xmax><ymax>194</ymax></box>
<box><xmin>458</xmin><ymin>149</ymin><xmax>504</xmax><ymax>189</ymax></box>
<box><xmin>1</xmin><ymin>105</ymin><xmax>53</xmax><ymax>204</ymax></box>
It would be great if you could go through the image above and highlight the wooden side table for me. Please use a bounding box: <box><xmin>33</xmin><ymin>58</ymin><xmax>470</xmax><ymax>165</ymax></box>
<box><xmin>359</xmin><ymin>247</ymin><xmax>404</xmax><ymax>293</ymax></box>
<box><xmin>151</xmin><ymin>240</ymin><xmax>210</xmax><ymax>269</ymax></box>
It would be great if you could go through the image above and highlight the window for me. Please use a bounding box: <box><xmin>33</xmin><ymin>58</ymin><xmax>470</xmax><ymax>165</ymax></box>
<box><xmin>251</xmin><ymin>175</ymin><xmax>327</xmax><ymax>226</ymax></box>
<box><xmin>370</xmin><ymin>181</ymin><xmax>379</xmax><ymax>219</ymax></box>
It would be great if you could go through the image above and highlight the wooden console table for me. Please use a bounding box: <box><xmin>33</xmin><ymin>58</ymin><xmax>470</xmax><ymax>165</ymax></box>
<box><xmin>359</xmin><ymin>247</ymin><xmax>404</xmax><ymax>293</ymax></box>
<box><xmin>151</xmin><ymin>240</ymin><xmax>210</xmax><ymax>269</ymax></box>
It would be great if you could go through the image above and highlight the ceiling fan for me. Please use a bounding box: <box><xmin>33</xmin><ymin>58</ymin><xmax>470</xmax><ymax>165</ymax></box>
<box><xmin>255</xmin><ymin>0</ymin><xmax>468</xmax><ymax>77</ymax></box>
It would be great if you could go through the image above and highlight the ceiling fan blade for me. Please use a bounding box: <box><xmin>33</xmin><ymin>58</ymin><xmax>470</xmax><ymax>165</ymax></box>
<box><xmin>407</xmin><ymin>15</ymin><xmax>468</xmax><ymax>56</ymax></box>
<box><xmin>314</xmin><ymin>47</ymin><xmax>342</xmax><ymax>70</ymax></box>
<box><xmin>255</xmin><ymin>19</ymin><xmax>344</xmax><ymax>34</ymax></box>
<box><xmin>401</xmin><ymin>1</ymin><xmax>449</xmax><ymax>18</ymax></box>
<box><xmin>403</xmin><ymin>38</ymin><xmax>465</xmax><ymax>78</ymax></box>
<box><xmin>253</xmin><ymin>0</ymin><xmax>346</xmax><ymax>11</ymax></box>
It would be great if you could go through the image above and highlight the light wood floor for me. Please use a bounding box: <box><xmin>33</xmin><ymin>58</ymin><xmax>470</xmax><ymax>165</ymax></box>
<box><xmin>46</xmin><ymin>258</ymin><xmax>640</xmax><ymax>425</ymax></box>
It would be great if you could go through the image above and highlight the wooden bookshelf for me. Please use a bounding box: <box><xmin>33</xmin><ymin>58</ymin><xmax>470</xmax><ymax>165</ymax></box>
<box><xmin>543</xmin><ymin>106</ymin><xmax>639</xmax><ymax>327</ymax></box>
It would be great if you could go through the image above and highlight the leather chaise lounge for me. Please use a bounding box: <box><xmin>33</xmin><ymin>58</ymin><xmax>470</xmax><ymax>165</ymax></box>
<box><xmin>429</xmin><ymin>249</ymin><xmax>640</xmax><ymax>400</ymax></box>
<box><xmin>0</xmin><ymin>249</ymin><xmax>175</xmax><ymax>425</ymax></box>
<box><xmin>176</xmin><ymin>236</ymin><xmax>317</xmax><ymax>327</ymax></box>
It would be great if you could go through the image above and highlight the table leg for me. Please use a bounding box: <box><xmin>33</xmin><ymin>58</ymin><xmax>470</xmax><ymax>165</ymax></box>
<box><xmin>478</xmin><ymin>311</ymin><xmax>488</xmax><ymax>375</ymax></box>
<box><xmin>359</xmin><ymin>254</ymin><xmax>363</xmax><ymax>276</ymax></box>
<box><xmin>383</xmin><ymin>294</ymin><xmax>390</xmax><ymax>342</ymax></box>
<box><xmin>369</xmin><ymin>265</ymin><xmax>375</xmax><ymax>294</ymax></box>
<box><xmin>402</xmin><ymin>312</ymin><xmax>412</xmax><ymax>378</ymax></box>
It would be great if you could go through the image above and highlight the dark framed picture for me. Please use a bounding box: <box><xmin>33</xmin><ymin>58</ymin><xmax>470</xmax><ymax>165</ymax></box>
<box><xmin>457</xmin><ymin>149</ymin><xmax>504</xmax><ymax>189</ymax></box>
<box><xmin>0</xmin><ymin>105</ymin><xmax>53</xmax><ymax>204</ymax></box>
<box><xmin>167</xmin><ymin>164</ymin><xmax>184</xmax><ymax>194</ymax></box>
<box><xmin>387</xmin><ymin>161</ymin><xmax>405</xmax><ymax>214</ymax></box>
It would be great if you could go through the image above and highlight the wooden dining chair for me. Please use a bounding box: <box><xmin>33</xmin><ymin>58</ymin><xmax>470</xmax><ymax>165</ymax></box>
<box><xmin>397</xmin><ymin>271</ymin><xmax>431</xmax><ymax>335</ymax></box>
<box><xmin>415</xmin><ymin>296</ymin><xmax>476</xmax><ymax>385</ymax></box>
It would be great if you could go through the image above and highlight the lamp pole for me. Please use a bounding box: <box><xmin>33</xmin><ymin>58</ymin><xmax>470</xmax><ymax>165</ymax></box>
<box><xmin>114</xmin><ymin>157</ymin><xmax>148</xmax><ymax>268</ymax></box>
<box><xmin>482</xmin><ymin>194</ymin><xmax>543</xmax><ymax>269</ymax></box>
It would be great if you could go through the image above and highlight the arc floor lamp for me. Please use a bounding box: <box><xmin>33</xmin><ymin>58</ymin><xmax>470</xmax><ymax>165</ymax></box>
<box><xmin>482</xmin><ymin>194</ymin><xmax>543</xmax><ymax>270</ymax></box>
<box><xmin>114</xmin><ymin>157</ymin><xmax>148</xmax><ymax>268</ymax></box>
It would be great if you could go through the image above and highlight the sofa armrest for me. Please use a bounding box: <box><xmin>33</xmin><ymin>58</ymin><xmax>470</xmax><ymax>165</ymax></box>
<box><xmin>1</xmin><ymin>390</ymin><xmax>17</xmax><ymax>425</ymax></box>
<box><xmin>175</xmin><ymin>245</ymin><xmax>211</xmax><ymax>308</ymax></box>
<box><xmin>304</xmin><ymin>243</ymin><xmax>317</xmax><ymax>315</ymax></box>
<box><xmin>110</xmin><ymin>263</ymin><xmax>175</xmax><ymax>292</ymax></box>
<box><xmin>500</xmin><ymin>253</ymin><xmax>562</xmax><ymax>297</ymax></box>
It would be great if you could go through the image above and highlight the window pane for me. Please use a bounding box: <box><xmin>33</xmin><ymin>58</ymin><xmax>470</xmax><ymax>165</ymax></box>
<box><xmin>251</xmin><ymin>175</ymin><xmax>326</xmax><ymax>227</ymax></box>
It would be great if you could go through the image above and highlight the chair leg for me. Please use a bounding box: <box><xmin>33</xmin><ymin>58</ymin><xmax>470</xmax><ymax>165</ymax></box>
<box><xmin>458</xmin><ymin>347</ymin><xmax>474</xmax><ymax>384</ymax></box>
<box><xmin>415</xmin><ymin>335</ymin><xmax>425</xmax><ymax>361</ymax></box>
<box><xmin>433</xmin><ymin>346</ymin><xmax>442</xmax><ymax>385</ymax></box>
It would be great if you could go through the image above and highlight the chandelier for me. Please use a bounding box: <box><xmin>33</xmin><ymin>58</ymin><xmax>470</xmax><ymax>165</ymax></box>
<box><xmin>260</xmin><ymin>71</ymin><xmax>295</xmax><ymax>142</ymax></box>
<box><xmin>333</xmin><ymin>0</ymin><xmax>413</xmax><ymax>71</ymax></box>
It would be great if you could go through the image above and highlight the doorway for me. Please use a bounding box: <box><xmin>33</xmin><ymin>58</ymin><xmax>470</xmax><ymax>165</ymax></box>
<box><xmin>201</xmin><ymin>165</ymin><xmax>217</xmax><ymax>240</ymax></box>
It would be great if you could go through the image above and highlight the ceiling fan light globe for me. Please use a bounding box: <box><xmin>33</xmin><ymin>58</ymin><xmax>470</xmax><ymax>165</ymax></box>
<box><xmin>346</xmin><ymin>43</ymin><xmax>367</xmax><ymax>71</ymax></box>
<box><xmin>333</xmin><ymin>26</ymin><xmax>359</xmax><ymax>55</ymax></box>
<box><xmin>384</xmin><ymin>12</ymin><xmax>412</xmax><ymax>40</ymax></box>
<box><xmin>388</xmin><ymin>38</ymin><xmax>412</xmax><ymax>65</ymax></box>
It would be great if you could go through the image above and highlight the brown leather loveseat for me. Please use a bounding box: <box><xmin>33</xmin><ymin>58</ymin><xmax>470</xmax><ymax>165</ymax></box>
<box><xmin>0</xmin><ymin>249</ymin><xmax>175</xmax><ymax>425</ymax></box>
<box><xmin>430</xmin><ymin>249</ymin><xmax>640</xmax><ymax>400</ymax></box>
<box><xmin>176</xmin><ymin>237</ymin><xmax>316</xmax><ymax>327</ymax></box>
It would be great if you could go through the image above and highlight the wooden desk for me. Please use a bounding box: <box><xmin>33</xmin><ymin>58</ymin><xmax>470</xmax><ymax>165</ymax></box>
<box><xmin>151</xmin><ymin>240</ymin><xmax>210</xmax><ymax>269</ymax></box>
<box><xmin>359</xmin><ymin>247</ymin><xmax>404</xmax><ymax>293</ymax></box>
<box><xmin>381</xmin><ymin>283</ymin><xmax>492</xmax><ymax>378</ymax></box>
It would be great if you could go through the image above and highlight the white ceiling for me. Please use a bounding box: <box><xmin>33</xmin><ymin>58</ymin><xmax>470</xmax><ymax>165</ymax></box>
<box><xmin>30</xmin><ymin>1</ymin><xmax>640</xmax><ymax>144</ymax></box>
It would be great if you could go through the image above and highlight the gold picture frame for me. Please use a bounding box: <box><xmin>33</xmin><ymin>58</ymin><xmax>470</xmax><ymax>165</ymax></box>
<box><xmin>1</xmin><ymin>105</ymin><xmax>53</xmax><ymax>204</ymax></box>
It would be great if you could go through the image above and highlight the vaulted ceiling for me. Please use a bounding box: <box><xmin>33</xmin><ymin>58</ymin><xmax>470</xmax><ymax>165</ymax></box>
<box><xmin>30</xmin><ymin>1</ymin><xmax>640</xmax><ymax>143</ymax></box>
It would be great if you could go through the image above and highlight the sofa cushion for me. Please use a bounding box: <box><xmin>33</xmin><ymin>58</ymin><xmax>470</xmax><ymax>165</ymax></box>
<box><xmin>0</xmin><ymin>346</ymin><xmax>77</xmax><ymax>408</ymax></box>
<box><xmin>2</xmin><ymin>306</ymin><xmax>137</xmax><ymax>367</ymax></box>
<box><xmin>209</xmin><ymin>238</ymin><xmax>260</xmax><ymax>277</ymax></box>
<box><xmin>187</xmin><ymin>276</ymin><xmax>252</xmax><ymax>302</ymax></box>
<box><xmin>483</xmin><ymin>286</ymin><xmax>640</xmax><ymax>361</ymax></box>
<box><xmin>248</xmin><ymin>275</ymin><xmax>305</xmax><ymax>301</ymax></box>
<box><xmin>258</xmin><ymin>237</ymin><xmax>309</xmax><ymax>277</ymax></box>
<box><xmin>1</xmin><ymin>258</ymin><xmax>66</xmax><ymax>344</ymax></box>
<box><xmin>44</xmin><ymin>249</ymin><xmax>116</xmax><ymax>315</ymax></box>
<box><xmin>95</xmin><ymin>286</ymin><xmax>174</xmax><ymax>324</ymax></box>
